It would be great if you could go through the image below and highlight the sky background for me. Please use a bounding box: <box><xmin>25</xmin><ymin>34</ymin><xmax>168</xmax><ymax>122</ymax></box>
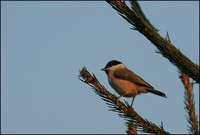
<box><xmin>1</xmin><ymin>1</ymin><xmax>199</xmax><ymax>134</ymax></box>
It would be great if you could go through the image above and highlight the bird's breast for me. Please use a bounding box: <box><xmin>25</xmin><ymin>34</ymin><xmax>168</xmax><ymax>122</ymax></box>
<box><xmin>108</xmin><ymin>75</ymin><xmax>140</xmax><ymax>97</ymax></box>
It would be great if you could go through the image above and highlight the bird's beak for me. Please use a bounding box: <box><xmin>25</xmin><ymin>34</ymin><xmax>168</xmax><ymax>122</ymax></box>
<box><xmin>101</xmin><ymin>68</ymin><xmax>106</xmax><ymax>71</ymax></box>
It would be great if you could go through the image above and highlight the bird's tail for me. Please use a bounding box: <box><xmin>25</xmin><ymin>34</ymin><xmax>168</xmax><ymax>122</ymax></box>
<box><xmin>148</xmin><ymin>89</ymin><xmax>167</xmax><ymax>98</ymax></box>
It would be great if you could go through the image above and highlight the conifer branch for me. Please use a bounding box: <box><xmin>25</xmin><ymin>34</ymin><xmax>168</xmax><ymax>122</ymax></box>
<box><xmin>79</xmin><ymin>67</ymin><xmax>170</xmax><ymax>134</ymax></box>
<box><xmin>180</xmin><ymin>72</ymin><xmax>199</xmax><ymax>134</ymax></box>
<box><xmin>106</xmin><ymin>0</ymin><xmax>199</xmax><ymax>83</ymax></box>
<box><xmin>126</xmin><ymin>120</ymin><xmax>137</xmax><ymax>134</ymax></box>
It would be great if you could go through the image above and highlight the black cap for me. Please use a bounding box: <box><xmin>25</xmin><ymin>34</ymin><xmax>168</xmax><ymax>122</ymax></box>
<box><xmin>104</xmin><ymin>60</ymin><xmax>122</xmax><ymax>68</ymax></box>
<box><xmin>101</xmin><ymin>60</ymin><xmax>122</xmax><ymax>73</ymax></box>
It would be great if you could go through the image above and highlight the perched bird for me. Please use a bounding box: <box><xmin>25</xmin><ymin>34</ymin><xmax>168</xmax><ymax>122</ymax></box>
<box><xmin>101</xmin><ymin>60</ymin><xmax>166</xmax><ymax>106</ymax></box>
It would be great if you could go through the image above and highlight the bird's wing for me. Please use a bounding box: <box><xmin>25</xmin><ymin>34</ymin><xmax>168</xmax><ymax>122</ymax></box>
<box><xmin>113</xmin><ymin>68</ymin><xmax>154</xmax><ymax>89</ymax></box>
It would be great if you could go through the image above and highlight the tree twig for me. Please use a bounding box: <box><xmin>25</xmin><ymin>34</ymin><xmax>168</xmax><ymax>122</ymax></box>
<box><xmin>180</xmin><ymin>72</ymin><xmax>199</xmax><ymax>134</ymax></box>
<box><xmin>106</xmin><ymin>0</ymin><xmax>199</xmax><ymax>83</ymax></box>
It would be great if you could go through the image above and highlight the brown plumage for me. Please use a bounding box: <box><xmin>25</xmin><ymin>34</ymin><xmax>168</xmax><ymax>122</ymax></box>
<box><xmin>101</xmin><ymin>60</ymin><xmax>166</xmax><ymax>106</ymax></box>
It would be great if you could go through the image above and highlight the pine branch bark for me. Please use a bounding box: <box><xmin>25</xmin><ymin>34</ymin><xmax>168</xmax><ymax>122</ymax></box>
<box><xmin>106</xmin><ymin>0</ymin><xmax>199</xmax><ymax>83</ymax></box>
<box><xmin>126</xmin><ymin>121</ymin><xmax>137</xmax><ymax>134</ymax></box>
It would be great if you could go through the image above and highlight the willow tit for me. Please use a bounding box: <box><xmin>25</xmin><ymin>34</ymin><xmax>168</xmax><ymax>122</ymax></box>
<box><xmin>101</xmin><ymin>60</ymin><xmax>166</xmax><ymax>106</ymax></box>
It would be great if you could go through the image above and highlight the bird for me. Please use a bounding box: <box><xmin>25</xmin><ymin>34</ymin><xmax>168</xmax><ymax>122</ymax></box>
<box><xmin>101</xmin><ymin>60</ymin><xmax>166</xmax><ymax>106</ymax></box>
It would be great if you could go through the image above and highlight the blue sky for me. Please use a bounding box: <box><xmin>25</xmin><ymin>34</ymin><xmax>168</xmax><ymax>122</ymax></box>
<box><xmin>1</xmin><ymin>1</ymin><xmax>199</xmax><ymax>134</ymax></box>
